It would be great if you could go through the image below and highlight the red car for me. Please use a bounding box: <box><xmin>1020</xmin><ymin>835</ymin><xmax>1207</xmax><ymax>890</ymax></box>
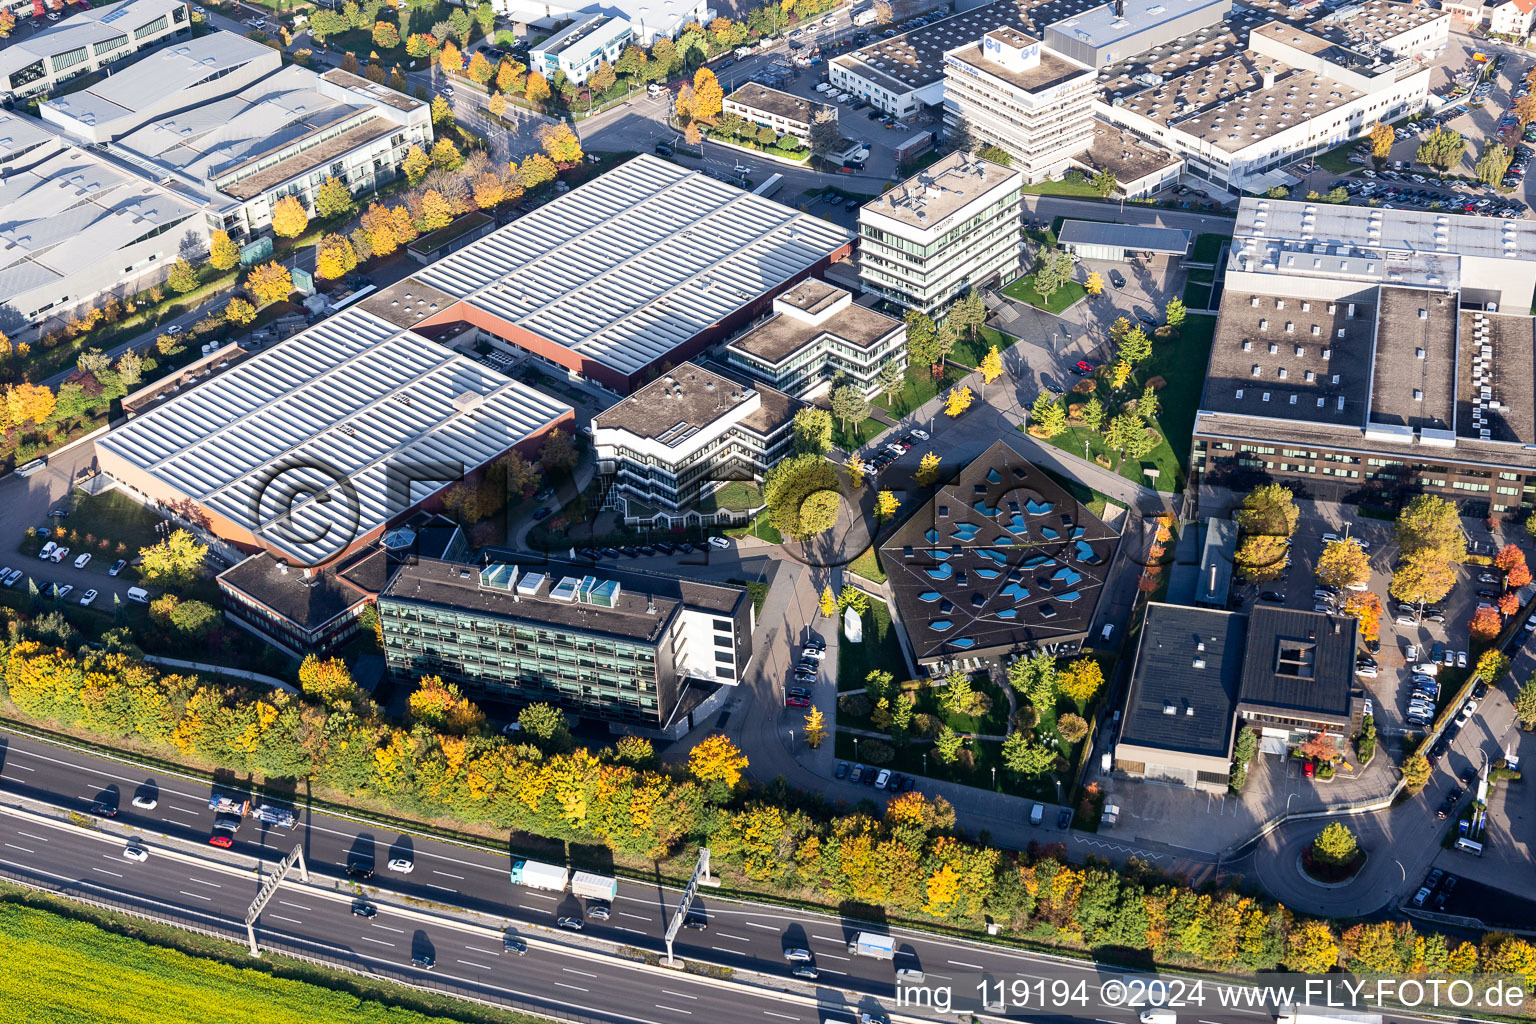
<box><xmin>1302</xmin><ymin>760</ymin><xmax>1315</xmax><ymax>779</ymax></box>
<box><xmin>208</xmin><ymin>834</ymin><xmax>233</xmax><ymax>848</ymax></box>
<box><xmin>1072</xmin><ymin>360</ymin><xmax>1095</xmax><ymax>375</ymax></box>
<box><xmin>785</xmin><ymin>695</ymin><xmax>811</xmax><ymax>708</ymax></box>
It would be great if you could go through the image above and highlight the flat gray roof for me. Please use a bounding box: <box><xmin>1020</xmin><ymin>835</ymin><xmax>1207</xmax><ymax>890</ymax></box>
<box><xmin>861</xmin><ymin>150</ymin><xmax>1022</xmax><ymax>231</ymax></box>
<box><xmin>594</xmin><ymin>363</ymin><xmax>757</xmax><ymax>442</ymax></box>
<box><xmin>1368</xmin><ymin>286</ymin><xmax>1456</xmax><ymax>433</ymax></box>
<box><xmin>1458</xmin><ymin>310</ymin><xmax>1536</xmax><ymax>446</ymax></box>
<box><xmin>0</xmin><ymin>0</ymin><xmax>187</xmax><ymax>81</ymax></box>
<box><xmin>1120</xmin><ymin>602</ymin><xmax>1244</xmax><ymax>759</ymax></box>
<box><xmin>1233</xmin><ymin>197</ymin><xmax>1536</xmax><ymax>266</ymax></box>
<box><xmin>409</xmin><ymin>155</ymin><xmax>851</xmax><ymax>378</ymax></box>
<box><xmin>97</xmin><ymin>307</ymin><xmax>572</xmax><ymax>566</ymax></box>
<box><xmin>1046</xmin><ymin>0</ymin><xmax>1230</xmax><ymax>48</ymax></box>
<box><xmin>1059</xmin><ymin>219</ymin><xmax>1190</xmax><ymax>253</ymax></box>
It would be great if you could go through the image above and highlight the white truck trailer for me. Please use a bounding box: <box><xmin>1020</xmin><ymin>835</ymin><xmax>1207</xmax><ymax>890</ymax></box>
<box><xmin>571</xmin><ymin>871</ymin><xmax>618</xmax><ymax>901</ymax></box>
<box><xmin>847</xmin><ymin>931</ymin><xmax>895</xmax><ymax>960</ymax></box>
<box><xmin>509</xmin><ymin>858</ymin><xmax>569</xmax><ymax>892</ymax></box>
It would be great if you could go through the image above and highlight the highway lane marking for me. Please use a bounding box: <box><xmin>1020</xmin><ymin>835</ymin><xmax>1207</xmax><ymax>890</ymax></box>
<box><xmin>359</xmin><ymin>936</ymin><xmax>395</xmax><ymax>947</ymax></box>
<box><xmin>15</xmin><ymin>832</ymin><xmax>48</xmax><ymax>842</ymax></box>
<box><xmin>949</xmin><ymin>959</ymin><xmax>984</xmax><ymax>969</ymax></box>
<box><xmin>562</xmin><ymin>968</ymin><xmax>597</xmax><ymax>978</ymax></box>
<box><xmin>762</xmin><ymin>1013</ymin><xmax>800</xmax><ymax>1021</ymax></box>
<box><xmin>817</xmin><ymin>953</ymin><xmax>849</xmax><ymax>961</ymax></box>
<box><xmin>278</xmin><ymin>900</ymin><xmax>311</xmax><ymax>911</ymax></box>
<box><xmin>187</xmin><ymin>877</ymin><xmax>221</xmax><ymax>887</ymax></box>
<box><xmin>3</xmin><ymin>843</ymin><xmax>35</xmax><ymax>854</ymax></box>
<box><xmin>432</xmin><ymin>870</ymin><xmax>464</xmax><ymax>879</ymax></box>
<box><xmin>655</xmin><ymin>1006</ymin><xmax>692</xmax><ymax>1015</ymax></box>
<box><xmin>710</xmin><ymin>946</ymin><xmax>736</xmax><ymax>954</ymax></box>
<box><xmin>517</xmin><ymin>903</ymin><xmax>544</xmax><ymax>911</ymax></box>
<box><xmin>523</xmin><ymin>891</ymin><xmax>557</xmax><ymax>900</ymax></box>
<box><xmin>816</xmin><ymin>968</ymin><xmax>845</xmax><ymax>976</ymax></box>
<box><xmin>464</xmin><ymin>946</ymin><xmax>500</xmax><ymax>956</ymax></box>
<box><xmin>719</xmin><ymin>933</ymin><xmax>751</xmax><ymax>942</ymax></box>
<box><xmin>424</xmin><ymin>883</ymin><xmax>457</xmax><ymax>893</ymax></box>
<box><xmin>178</xmin><ymin>890</ymin><xmax>212</xmax><ymax>901</ymax></box>
<box><xmin>456</xmin><ymin>959</ymin><xmax>490</xmax><ymax>970</ymax></box>
<box><xmin>810</xmin><ymin>934</ymin><xmax>842</xmax><ymax>943</ymax></box>
<box><xmin>661</xmin><ymin>991</ymin><xmax>698</xmax><ymax>1000</ymax></box>
<box><xmin>620</xmin><ymin>911</ymin><xmax>652</xmax><ymax>921</ymax></box>
<box><xmin>372</xmin><ymin>924</ymin><xmax>405</xmax><ymax>933</ymax></box>
<box><xmin>743</xmin><ymin>921</ymin><xmax>777</xmax><ymax>930</ymax></box>
<box><xmin>167</xmin><ymin>806</ymin><xmax>196</xmax><ymax>815</ymax></box>
<box><xmin>269</xmin><ymin>914</ymin><xmax>303</xmax><ymax>925</ymax></box>
<box><xmin>553</xmin><ymin>982</ymin><xmax>588</xmax><ymax>992</ymax></box>
<box><xmin>92</xmin><ymin>867</ymin><xmax>122</xmax><ymax>877</ymax></box>
<box><xmin>7</xmin><ymin>764</ymin><xmax>33</xmax><ymax>771</ymax></box>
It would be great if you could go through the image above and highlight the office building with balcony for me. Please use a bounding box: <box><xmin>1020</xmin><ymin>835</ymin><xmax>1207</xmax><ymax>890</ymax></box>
<box><xmin>722</xmin><ymin>279</ymin><xmax>906</xmax><ymax>399</ymax></box>
<box><xmin>858</xmin><ymin>152</ymin><xmax>1023</xmax><ymax>315</ymax></box>
<box><xmin>593</xmin><ymin>363</ymin><xmax>801</xmax><ymax>527</ymax></box>
<box><xmin>377</xmin><ymin>556</ymin><xmax>754</xmax><ymax>736</ymax></box>
<box><xmin>528</xmin><ymin>13</ymin><xmax>631</xmax><ymax>85</ymax></box>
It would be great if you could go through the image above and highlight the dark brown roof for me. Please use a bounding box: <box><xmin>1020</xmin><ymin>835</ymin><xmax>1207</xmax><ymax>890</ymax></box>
<box><xmin>1368</xmin><ymin>286</ymin><xmax>1457</xmax><ymax>432</ymax></box>
<box><xmin>1457</xmin><ymin>310</ymin><xmax>1536</xmax><ymax>445</ymax></box>
<box><xmin>728</xmin><ymin>303</ymin><xmax>902</xmax><ymax>364</ymax></box>
<box><xmin>738</xmin><ymin>381</ymin><xmax>801</xmax><ymax>435</ymax></box>
<box><xmin>221</xmin><ymin>117</ymin><xmax>398</xmax><ymax>200</ymax></box>
<box><xmin>593</xmin><ymin>364</ymin><xmax>756</xmax><ymax>441</ymax></box>
<box><xmin>218</xmin><ymin>547</ymin><xmax>386</xmax><ymax>631</ymax></box>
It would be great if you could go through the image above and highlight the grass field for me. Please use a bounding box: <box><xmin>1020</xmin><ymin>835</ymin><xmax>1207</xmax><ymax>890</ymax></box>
<box><xmin>1018</xmin><ymin>177</ymin><xmax>1103</xmax><ymax>197</ymax></box>
<box><xmin>870</xmin><ymin>365</ymin><xmax>965</xmax><ymax>418</ymax></box>
<box><xmin>1188</xmin><ymin>233</ymin><xmax>1227</xmax><ymax>265</ymax></box>
<box><xmin>835</xmin><ymin>598</ymin><xmax>907</xmax><ymax>691</ymax></box>
<box><xmin>949</xmin><ymin>326</ymin><xmax>1019</xmax><ymax>370</ymax></box>
<box><xmin>834</xmin><ymin>416</ymin><xmax>886</xmax><ymax>450</ymax></box>
<box><xmin>0</xmin><ymin>901</ymin><xmax>542</xmax><ymax>1024</ymax></box>
<box><xmin>848</xmin><ymin>545</ymin><xmax>886</xmax><ymax>584</ymax></box>
<box><xmin>1001</xmin><ymin>274</ymin><xmax>1087</xmax><ymax>314</ymax></box>
<box><xmin>1183</xmin><ymin>280</ymin><xmax>1213</xmax><ymax>309</ymax></box>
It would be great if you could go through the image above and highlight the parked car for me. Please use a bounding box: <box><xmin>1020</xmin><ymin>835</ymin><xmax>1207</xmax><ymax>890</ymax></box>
<box><xmin>874</xmin><ymin>768</ymin><xmax>891</xmax><ymax>789</ymax></box>
<box><xmin>73</xmin><ymin>552</ymin><xmax>91</xmax><ymax>569</ymax></box>
<box><xmin>79</xmin><ymin>589</ymin><xmax>98</xmax><ymax>606</ymax></box>
<box><xmin>835</xmin><ymin>761</ymin><xmax>850</xmax><ymax>779</ymax></box>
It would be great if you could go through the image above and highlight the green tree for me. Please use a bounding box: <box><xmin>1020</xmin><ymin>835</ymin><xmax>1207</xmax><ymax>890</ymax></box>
<box><xmin>877</xmin><ymin>361</ymin><xmax>905</xmax><ymax>405</ymax></box>
<box><xmin>1396</xmin><ymin>494</ymin><xmax>1466</xmax><ymax>561</ymax></box>
<box><xmin>166</xmin><ymin>258</ymin><xmax>198</xmax><ymax>295</ymax></box>
<box><xmin>1515</xmin><ymin>679</ymin><xmax>1536</xmax><ymax>728</ymax></box>
<box><xmin>904</xmin><ymin>310</ymin><xmax>939</xmax><ymax>371</ymax></box>
<box><xmin>1032</xmin><ymin>250</ymin><xmax>1075</xmax><ymax>304</ymax></box>
<box><xmin>1417</xmin><ymin>127</ymin><xmax>1466</xmax><ymax>172</ymax></box>
<box><xmin>939</xmin><ymin>670</ymin><xmax>974</xmax><ymax>717</ymax></box>
<box><xmin>830</xmin><ymin>384</ymin><xmax>869</xmax><ymax>433</ymax></box>
<box><xmin>1135</xmin><ymin>383</ymin><xmax>1159</xmax><ymax>421</ymax></box>
<box><xmin>1311</xmin><ymin>822</ymin><xmax>1359</xmax><ymax>866</ymax></box>
<box><xmin>137</xmin><ymin>529</ymin><xmax>208</xmax><ymax>588</ymax></box>
<box><xmin>1163</xmin><ymin>297</ymin><xmax>1186</xmax><ymax>329</ymax></box>
<box><xmin>934</xmin><ymin>725</ymin><xmax>964</xmax><ymax>764</ymax></box>
<box><xmin>891</xmin><ymin>691</ymin><xmax>915</xmax><ymax>735</ymax></box>
<box><xmin>1401</xmin><ymin>752</ymin><xmax>1432</xmax><ymax>792</ymax></box>
<box><xmin>1081</xmin><ymin>396</ymin><xmax>1105</xmax><ymax>432</ymax></box>
<box><xmin>313</xmin><ymin>175</ymin><xmax>355</xmax><ymax>220</ymax></box>
<box><xmin>167</xmin><ymin>598</ymin><xmax>220</xmax><ymax>639</ymax></box>
<box><xmin>1119</xmin><ymin>325</ymin><xmax>1151</xmax><ymax>366</ymax></box>
<box><xmin>976</xmin><ymin>143</ymin><xmax>1012</xmax><ymax>167</ymax></box>
<box><xmin>518</xmin><ymin>702</ymin><xmax>573</xmax><ymax>752</ymax></box>
<box><xmin>1105</xmin><ymin>412</ymin><xmax>1152</xmax><ymax>463</ymax></box>
<box><xmin>1237</xmin><ymin>483</ymin><xmax>1300</xmax><ymax>538</ymax></box>
<box><xmin>1476</xmin><ymin>142</ymin><xmax>1511</xmax><ymax>186</ymax></box>
<box><xmin>791</xmin><ymin>406</ymin><xmax>833</xmax><ymax>455</ymax></box>
<box><xmin>1006</xmin><ymin>651</ymin><xmax>1057</xmax><ymax>712</ymax></box>
<box><xmin>1001</xmin><ymin>732</ymin><xmax>1055</xmax><ymax>775</ymax></box>
<box><xmin>1091</xmin><ymin>168</ymin><xmax>1117</xmax><ymax>197</ymax></box>
<box><xmin>1036</xmin><ymin>399</ymin><xmax>1066</xmax><ymax>438</ymax></box>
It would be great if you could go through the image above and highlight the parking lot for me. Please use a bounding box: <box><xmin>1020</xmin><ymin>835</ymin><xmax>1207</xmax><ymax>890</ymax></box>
<box><xmin>1231</xmin><ymin>510</ymin><xmax>1495</xmax><ymax>740</ymax></box>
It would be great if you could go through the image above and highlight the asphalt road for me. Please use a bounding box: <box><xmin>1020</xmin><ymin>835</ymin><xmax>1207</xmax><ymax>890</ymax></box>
<box><xmin>0</xmin><ymin>727</ymin><xmax>1145</xmax><ymax>1023</ymax></box>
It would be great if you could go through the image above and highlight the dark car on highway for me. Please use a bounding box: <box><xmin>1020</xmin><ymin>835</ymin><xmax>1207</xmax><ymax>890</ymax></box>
<box><xmin>352</xmin><ymin>901</ymin><xmax>376</xmax><ymax>917</ymax></box>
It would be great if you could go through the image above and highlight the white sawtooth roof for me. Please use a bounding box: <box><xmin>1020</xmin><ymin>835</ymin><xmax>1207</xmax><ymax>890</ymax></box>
<box><xmin>412</xmin><ymin>154</ymin><xmax>851</xmax><ymax>377</ymax></box>
<box><xmin>97</xmin><ymin>308</ymin><xmax>572</xmax><ymax>565</ymax></box>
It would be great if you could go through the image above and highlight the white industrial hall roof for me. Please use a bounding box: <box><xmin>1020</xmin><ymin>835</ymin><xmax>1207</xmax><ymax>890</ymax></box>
<box><xmin>97</xmin><ymin>308</ymin><xmax>572</xmax><ymax>566</ymax></box>
<box><xmin>412</xmin><ymin>154</ymin><xmax>852</xmax><ymax>377</ymax></box>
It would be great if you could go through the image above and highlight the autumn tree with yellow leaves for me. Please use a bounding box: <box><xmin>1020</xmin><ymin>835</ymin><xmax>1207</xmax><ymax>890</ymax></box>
<box><xmin>270</xmin><ymin>195</ymin><xmax>309</xmax><ymax>239</ymax></box>
<box><xmin>689</xmin><ymin>734</ymin><xmax>748</xmax><ymax>790</ymax></box>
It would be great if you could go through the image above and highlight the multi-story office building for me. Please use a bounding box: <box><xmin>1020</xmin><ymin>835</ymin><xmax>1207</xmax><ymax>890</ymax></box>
<box><xmin>858</xmin><ymin>152</ymin><xmax>1023</xmax><ymax>314</ymax></box>
<box><xmin>1192</xmin><ymin>198</ymin><xmax>1536</xmax><ymax>518</ymax></box>
<box><xmin>722</xmin><ymin>279</ymin><xmax>906</xmax><ymax>399</ymax></box>
<box><xmin>0</xmin><ymin>0</ymin><xmax>190</xmax><ymax>102</ymax></box>
<box><xmin>528</xmin><ymin>13</ymin><xmax>631</xmax><ymax>85</ymax></box>
<box><xmin>487</xmin><ymin>0</ymin><xmax>706</xmax><ymax>46</ymax></box>
<box><xmin>593</xmin><ymin>363</ymin><xmax>801</xmax><ymax>527</ymax></box>
<box><xmin>378</xmin><ymin>556</ymin><xmax>754</xmax><ymax>736</ymax></box>
<box><xmin>942</xmin><ymin>27</ymin><xmax>1096</xmax><ymax>183</ymax></box>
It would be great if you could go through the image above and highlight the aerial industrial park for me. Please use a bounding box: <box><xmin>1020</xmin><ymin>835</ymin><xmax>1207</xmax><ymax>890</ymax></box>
<box><xmin>0</xmin><ymin>0</ymin><xmax>1535</xmax><ymax>1020</ymax></box>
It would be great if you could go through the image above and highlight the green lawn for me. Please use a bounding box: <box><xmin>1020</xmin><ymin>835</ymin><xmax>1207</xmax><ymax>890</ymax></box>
<box><xmin>1001</xmin><ymin>274</ymin><xmax>1087</xmax><ymax>314</ymax></box>
<box><xmin>870</xmin><ymin>365</ymin><xmax>965</xmax><ymax>418</ymax></box>
<box><xmin>949</xmin><ymin>325</ymin><xmax>1019</xmax><ymax>370</ymax></box>
<box><xmin>722</xmin><ymin>508</ymin><xmax>783</xmax><ymax>545</ymax></box>
<box><xmin>699</xmin><ymin>481</ymin><xmax>763</xmax><ymax>514</ymax></box>
<box><xmin>1018</xmin><ymin>177</ymin><xmax>1103</xmax><ymax>197</ymax></box>
<box><xmin>1189</xmin><ymin>233</ymin><xmax>1228</xmax><ymax>264</ymax></box>
<box><xmin>834</xmin><ymin>416</ymin><xmax>886</xmax><ymax>450</ymax></box>
<box><xmin>848</xmin><ymin>545</ymin><xmax>886</xmax><ymax>584</ymax></box>
<box><xmin>21</xmin><ymin>489</ymin><xmax>164</xmax><ymax>576</ymax></box>
<box><xmin>1183</xmin><ymin>280</ymin><xmax>1213</xmax><ymax>310</ymax></box>
<box><xmin>835</xmin><ymin>598</ymin><xmax>907</xmax><ymax>691</ymax></box>
<box><xmin>1316</xmin><ymin>142</ymin><xmax>1361</xmax><ymax>175</ymax></box>
<box><xmin>1032</xmin><ymin>314</ymin><xmax>1214</xmax><ymax>494</ymax></box>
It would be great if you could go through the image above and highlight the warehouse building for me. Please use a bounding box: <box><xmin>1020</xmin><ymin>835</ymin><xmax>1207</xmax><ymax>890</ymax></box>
<box><xmin>378</xmin><ymin>555</ymin><xmax>753</xmax><ymax>736</ymax></box>
<box><xmin>1042</xmin><ymin>0</ymin><xmax>1232</xmax><ymax>68</ymax></box>
<box><xmin>859</xmin><ymin>152</ymin><xmax>1023</xmax><ymax>314</ymax></box>
<box><xmin>0</xmin><ymin>0</ymin><xmax>191</xmax><ymax>102</ymax></box>
<box><xmin>390</xmin><ymin>155</ymin><xmax>853</xmax><ymax>394</ymax></box>
<box><xmin>96</xmin><ymin>307</ymin><xmax>574</xmax><ymax>567</ymax></box>
<box><xmin>1193</xmin><ymin>198</ymin><xmax>1536</xmax><ymax>519</ymax></box>
<box><xmin>722</xmin><ymin>279</ymin><xmax>907</xmax><ymax>399</ymax></box>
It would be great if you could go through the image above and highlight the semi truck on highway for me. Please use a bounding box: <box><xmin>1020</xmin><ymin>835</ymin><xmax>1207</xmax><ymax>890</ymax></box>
<box><xmin>571</xmin><ymin>871</ymin><xmax>618</xmax><ymax>901</ymax></box>
<box><xmin>510</xmin><ymin>858</ymin><xmax>570</xmax><ymax>892</ymax></box>
<box><xmin>847</xmin><ymin>932</ymin><xmax>895</xmax><ymax>959</ymax></box>
<box><xmin>253</xmin><ymin>803</ymin><xmax>297</xmax><ymax>829</ymax></box>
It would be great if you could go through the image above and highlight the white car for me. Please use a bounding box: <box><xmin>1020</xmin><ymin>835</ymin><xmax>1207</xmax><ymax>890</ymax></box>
<box><xmin>51</xmin><ymin>546</ymin><xmax>69</xmax><ymax>563</ymax></box>
<box><xmin>74</xmin><ymin>552</ymin><xmax>92</xmax><ymax>570</ymax></box>
<box><xmin>55</xmin><ymin>585</ymin><xmax>73</xmax><ymax>601</ymax></box>
<box><xmin>1354</xmin><ymin>664</ymin><xmax>1378</xmax><ymax>678</ymax></box>
<box><xmin>1404</xmin><ymin>643</ymin><xmax>1418</xmax><ymax>661</ymax></box>
<box><xmin>874</xmin><ymin>768</ymin><xmax>891</xmax><ymax>789</ymax></box>
<box><xmin>38</xmin><ymin>542</ymin><xmax>57</xmax><ymax>561</ymax></box>
<box><xmin>80</xmin><ymin>589</ymin><xmax>98</xmax><ymax>606</ymax></box>
<box><xmin>122</xmin><ymin>846</ymin><xmax>149</xmax><ymax>862</ymax></box>
<box><xmin>1456</xmin><ymin>650</ymin><xmax>1467</xmax><ymax>667</ymax></box>
<box><xmin>707</xmin><ymin>536</ymin><xmax>730</xmax><ymax>550</ymax></box>
<box><xmin>1322</xmin><ymin>532</ymin><xmax>1340</xmax><ymax>543</ymax></box>
<box><xmin>800</xmin><ymin>646</ymin><xmax>825</xmax><ymax>661</ymax></box>
<box><xmin>2</xmin><ymin>569</ymin><xmax>20</xmax><ymax>587</ymax></box>
<box><xmin>387</xmin><ymin>857</ymin><xmax>415</xmax><ymax>874</ymax></box>
<box><xmin>733</xmin><ymin>164</ymin><xmax>751</xmax><ymax>174</ymax></box>
<box><xmin>910</xmin><ymin>429</ymin><xmax>929</xmax><ymax>440</ymax></box>
<box><xmin>132</xmin><ymin>795</ymin><xmax>157</xmax><ymax>810</ymax></box>
<box><xmin>109</xmin><ymin>559</ymin><xmax>127</xmax><ymax>576</ymax></box>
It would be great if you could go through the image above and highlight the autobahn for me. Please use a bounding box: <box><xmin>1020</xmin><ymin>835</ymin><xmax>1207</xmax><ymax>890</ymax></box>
<box><xmin>0</xmin><ymin>726</ymin><xmax>1129</xmax><ymax>1024</ymax></box>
